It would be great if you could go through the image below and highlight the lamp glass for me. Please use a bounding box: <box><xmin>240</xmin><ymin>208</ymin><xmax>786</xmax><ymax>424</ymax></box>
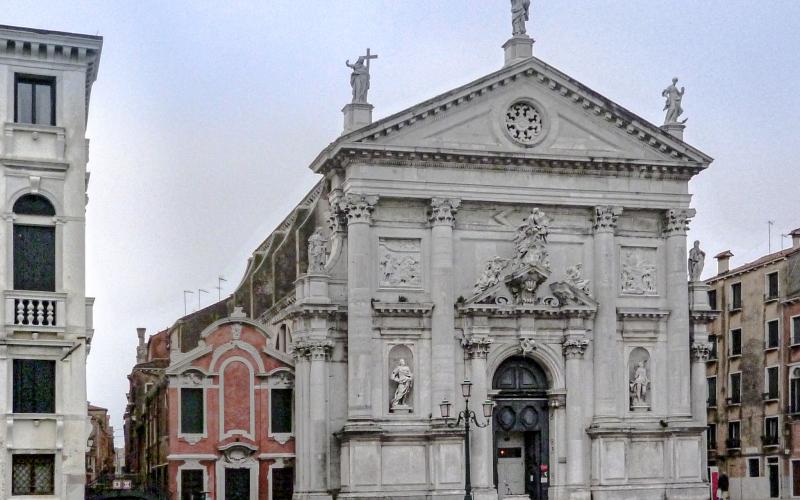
<box><xmin>439</xmin><ymin>399</ymin><xmax>451</xmax><ymax>419</ymax></box>
<box><xmin>483</xmin><ymin>399</ymin><xmax>494</xmax><ymax>418</ymax></box>
<box><xmin>461</xmin><ymin>379</ymin><xmax>472</xmax><ymax>398</ymax></box>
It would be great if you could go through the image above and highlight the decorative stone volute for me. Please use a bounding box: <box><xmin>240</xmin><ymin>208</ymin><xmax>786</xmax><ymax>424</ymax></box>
<box><xmin>664</xmin><ymin>208</ymin><xmax>696</xmax><ymax>235</ymax></box>
<box><xmin>691</xmin><ymin>342</ymin><xmax>712</xmax><ymax>362</ymax></box>
<box><xmin>562</xmin><ymin>337</ymin><xmax>589</xmax><ymax>359</ymax></box>
<box><xmin>593</xmin><ymin>206</ymin><xmax>622</xmax><ymax>232</ymax></box>
<box><xmin>429</xmin><ymin>198</ymin><xmax>460</xmax><ymax>226</ymax></box>
<box><xmin>293</xmin><ymin>338</ymin><xmax>335</xmax><ymax>361</ymax></box>
<box><xmin>343</xmin><ymin>194</ymin><xmax>379</xmax><ymax>224</ymax></box>
<box><xmin>462</xmin><ymin>335</ymin><xmax>493</xmax><ymax>359</ymax></box>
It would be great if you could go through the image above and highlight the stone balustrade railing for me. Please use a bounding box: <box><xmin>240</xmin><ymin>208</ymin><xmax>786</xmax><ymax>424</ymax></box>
<box><xmin>4</xmin><ymin>290</ymin><xmax>67</xmax><ymax>330</ymax></box>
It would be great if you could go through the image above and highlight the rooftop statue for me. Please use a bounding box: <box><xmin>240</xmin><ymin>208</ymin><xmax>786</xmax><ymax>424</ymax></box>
<box><xmin>662</xmin><ymin>77</ymin><xmax>687</xmax><ymax>125</ymax></box>
<box><xmin>346</xmin><ymin>48</ymin><xmax>378</xmax><ymax>104</ymax></box>
<box><xmin>511</xmin><ymin>0</ymin><xmax>531</xmax><ymax>36</ymax></box>
<box><xmin>688</xmin><ymin>240</ymin><xmax>705</xmax><ymax>282</ymax></box>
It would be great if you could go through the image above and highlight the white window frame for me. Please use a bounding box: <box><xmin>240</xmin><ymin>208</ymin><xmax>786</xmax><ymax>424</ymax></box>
<box><xmin>728</xmin><ymin>420</ymin><xmax>741</xmax><ymax>447</ymax></box>
<box><xmin>730</xmin><ymin>328</ymin><xmax>743</xmax><ymax>357</ymax></box>
<box><xmin>765</xmin><ymin>271</ymin><xmax>779</xmax><ymax>301</ymax></box>
<box><xmin>765</xmin><ymin>318</ymin><xmax>781</xmax><ymax>350</ymax></box>
<box><xmin>792</xmin><ymin>315</ymin><xmax>800</xmax><ymax>347</ymax></box>
<box><xmin>767</xmin><ymin>455</ymin><xmax>781</xmax><ymax>498</ymax></box>
<box><xmin>765</xmin><ymin>365</ymin><xmax>780</xmax><ymax>401</ymax></box>
<box><xmin>178</xmin><ymin>385</ymin><xmax>207</xmax><ymax>444</ymax></box>
<box><xmin>748</xmin><ymin>456</ymin><xmax>762</xmax><ymax>477</ymax></box>
<box><xmin>729</xmin><ymin>371</ymin><xmax>742</xmax><ymax>405</ymax></box>
<box><xmin>267</xmin><ymin>367</ymin><xmax>295</xmax><ymax>445</ymax></box>
<box><xmin>177</xmin><ymin>463</ymin><xmax>208</xmax><ymax>500</ymax></box>
<box><xmin>730</xmin><ymin>282</ymin><xmax>743</xmax><ymax>311</ymax></box>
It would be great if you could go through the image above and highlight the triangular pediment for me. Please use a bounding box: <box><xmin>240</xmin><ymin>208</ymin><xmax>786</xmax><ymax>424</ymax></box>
<box><xmin>311</xmin><ymin>57</ymin><xmax>712</xmax><ymax>173</ymax></box>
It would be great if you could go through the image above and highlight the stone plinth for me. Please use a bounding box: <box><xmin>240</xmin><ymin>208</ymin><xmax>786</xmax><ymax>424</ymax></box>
<box><xmin>342</xmin><ymin>102</ymin><xmax>373</xmax><ymax>134</ymax></box>
<box><xmin>661</xmin><ymin>122</ymin><xmax>685</xmax><ymax>140</ymax></box>
<box><xmin>689</xmin><ymin>281</ymin><xmax>711</xmax><ymax>310</ymax></box>
<box><xmin>503</xmin><ymin>35</ymin><xmax>534</xmax><ymax>66</ymax></box>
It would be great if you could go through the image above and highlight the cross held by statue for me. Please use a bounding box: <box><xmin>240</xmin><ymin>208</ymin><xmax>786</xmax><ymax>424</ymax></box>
<box><xmin>362</xmin><ymin>48</ymin><xmax>378</xmax><ymax>69</ymax></box>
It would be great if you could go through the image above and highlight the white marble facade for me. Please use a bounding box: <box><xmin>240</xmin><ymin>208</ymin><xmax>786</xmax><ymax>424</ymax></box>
<box><xmin>266</xmin><ymin>24</ymin><xmax>715</xmax><ymax>500</ymax></box>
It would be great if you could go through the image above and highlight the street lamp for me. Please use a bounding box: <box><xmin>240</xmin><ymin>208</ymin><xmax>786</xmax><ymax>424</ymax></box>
<box><xmin>440</xmin><ymin>379</ymin><xmax>494</xmax><ymax>500</ymax></box>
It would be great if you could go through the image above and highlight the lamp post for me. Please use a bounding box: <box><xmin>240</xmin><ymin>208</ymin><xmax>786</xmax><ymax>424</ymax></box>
<box><xmin>440</xmin><ymin>379</ymin><xmax>494</xmax><ymax>500</ymax></box>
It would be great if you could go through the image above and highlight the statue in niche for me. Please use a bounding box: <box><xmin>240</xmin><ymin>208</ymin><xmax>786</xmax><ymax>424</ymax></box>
<box><xmin>629</xmin><ymin>360</ymin><xmax>650</xmax><ymax>407</ymax></box>
<box><xmin>565</xmin><ymin>263</ymin><xmax>591</xmax><ymax>295</ymax></box>
<box><xmin>390</xmin><ymin>358</ymin><xmax>413</xmax><ymax>410</ymax></box>
<box><xmin>510</xmin><ymin>0</ymin><xmax>531</xmax><ymax>36</ymax></box>
<box><xmin>512</xmin><ymin>208</ymin><xmax>550</xmax><ymax>270</ymax></box>
<box><xmin>345</xmin><ymin>49</ymin><xmax>377</xmax><ymax>104</ymax></box>
<box><xmin>662</xmin><ymin>77</ymin><xmax>687</xmax><ymax>125</ymax></box>
<box><xmin>688</xmin><ymin>240</ymin><xmax>705</xmax><ymax>282</ymax></box>
<box><xmin>307</xmin><ymin>228</ymin><xmax>328</xmax><ymax>273</ymax></box>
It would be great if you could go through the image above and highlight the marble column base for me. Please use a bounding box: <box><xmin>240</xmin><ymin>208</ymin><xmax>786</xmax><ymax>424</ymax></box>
<box><xmin>471</xmin><ymin>486</ymin><xmax>499</xmax><ymax>500</ymax></box>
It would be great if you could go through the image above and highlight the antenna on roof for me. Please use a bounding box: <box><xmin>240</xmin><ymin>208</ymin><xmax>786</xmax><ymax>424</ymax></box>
<box><xmin>768</xmin><ymin>220</ymin><xmax>775</xmax><ymax>253</ymax></box>
<box><xmin>216</xmin><ymin>276</ymin><xmax>227</xmax><ymax>300</ymax></box>
<box><xmin>183</xmin><ymin>290</ymin><xmax>193</xmax><ymax>316</ymax></box>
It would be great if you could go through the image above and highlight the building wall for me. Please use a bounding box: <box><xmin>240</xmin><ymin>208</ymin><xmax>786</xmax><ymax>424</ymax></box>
<box><xmin>0</xmin><ymin>26</ymin><xmax>102</xmax><ymax>499</ymax></box>
<box><xmin>86</xmin><ymin>406</ymin><xmax>115</xmax><ymax>485</ymax></box>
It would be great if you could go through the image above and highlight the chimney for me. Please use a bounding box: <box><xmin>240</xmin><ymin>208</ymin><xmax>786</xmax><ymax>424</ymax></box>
<box><xmin>136</xmin><ymin>328</ymin><xmax>147</xmax><ymax>363</ymax></box>
<box><xmin>791</xmin><ymin>228</ymin><xmax>800</xmax><ymax>249</ymax></box>
<box><xmin>715</xmin><ymin>250</ymin><xmax>734</xmax><ymax>275</ymax></box>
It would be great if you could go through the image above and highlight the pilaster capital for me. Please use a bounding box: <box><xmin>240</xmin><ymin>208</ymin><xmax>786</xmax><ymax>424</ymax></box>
<box><xmin>343</xmin><ymin>194</ymin><xmax>379</xmax><ymax>225</ymax></box>
<box><xmin>691</xmin><ymin>342</ymin><xmax>711</xmax><ymax>362</ymax></box>
<box><xmin>593</xmin><ymin>206</ymin><xmax>622</xmax><ymax>233</ymax></box>
<box><xmin>463</xmin><ymin>335</ymin><xmax>493</xmax><ymax>359</ymax></box>
<box><xmin>562</xmin><ymin>336</ymin><xmax>590</xmax><ymax>359</ymax></box>
<box><xmin>326</xmin><ymin>198</ymin><xmax>347</xmax><ymax>233</ymax></box>
<box><xmin>429</xmin><ymin>198</ymin><xmax>461</xmax><ymax>226</ymax></box>
<box><xmin>292</xmin><ymin>338</ymin><xmax>335</xmax><ymax>361</ymax></box>
<box><xmin>664</xmin><ymin>208</ymin><xmax>696</xmax><ymax>236</ymax></box>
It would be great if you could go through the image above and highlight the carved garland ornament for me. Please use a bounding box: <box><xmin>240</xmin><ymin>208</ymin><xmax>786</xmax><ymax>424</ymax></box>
<box><xmin>505</xmin><ymin>101</ymin><xmax>544</xmax><ymax>146</ymax></box>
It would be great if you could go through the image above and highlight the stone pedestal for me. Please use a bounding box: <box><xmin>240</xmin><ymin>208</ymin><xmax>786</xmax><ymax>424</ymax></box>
<box><xmin>503</xmin><ymin>35</ymin><xmax>534</xmax><ymax>66</ymax></box>
<box><xmin>661</xmin><ymin>122</ymin><xmax>685</xmax><ymax>140</ymax></box>
<box><xmin>342</xmin><ymin>103</ymin><xmax>373</xmax><ymax>134</ymax></box>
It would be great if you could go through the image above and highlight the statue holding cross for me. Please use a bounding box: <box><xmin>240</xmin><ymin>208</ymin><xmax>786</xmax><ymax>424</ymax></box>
<box><xmin>346</xmin><ymin>48</ymin><xmax>378</xmax><ymax>104</ymax></box>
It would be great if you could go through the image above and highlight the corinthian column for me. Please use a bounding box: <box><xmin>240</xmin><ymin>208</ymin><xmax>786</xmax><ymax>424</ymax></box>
<box><xmin>563</xmin><ymin>335</ymin><xmax>589</xmax><ymax>491</ymax></box>
<box><xmin>430</xmin><ymin>198</ymin><xmax>460</xmax><ymax>412</ymax></box>
<box><xmin>664</xmin><ymin>208</ymin><xmax>695</xmax><ymax>416</ymax></box>
<box><xmin>464</xmin><ymin>335</ymin><xmax>494</xmax><ymax>499</ymax></box>
<box><xmin>691</xmin><ymin>341</ymin><xmax>712</xmax><ymax>480</ymax></box>
<box><xmin>592</xmin><ymin>206</ymin><xmax>622</xmax><ymax>419</ymax></box>
<box><xmin>291</xmin><ymin>343</ymin><xmax>311</xmax><ymax>496</ymax></box>
<box><xmin>307</xmin><ymin>339</ymin><xmax>334</xmax><ymax>498</ymax></box>
<box><xmin>344</xmin><ymin>194</ymin><xmax>378</xmax><ymax>419</ymax></box>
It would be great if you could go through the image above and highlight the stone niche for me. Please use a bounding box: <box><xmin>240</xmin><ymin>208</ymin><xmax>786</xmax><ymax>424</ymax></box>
<box><xmin>628</xmin><ymin>347</ymin><xmax>651</xmax><ymax>412</ymax></box>
<box><xmin>378</xmin><ymin>238</ymin><xmax>422</xmax><ymax>289</ymax></box>
<box><xmin>387</xmin><ymin>344</ymin><xmax>414</xmax><ymax>414</ymax></box>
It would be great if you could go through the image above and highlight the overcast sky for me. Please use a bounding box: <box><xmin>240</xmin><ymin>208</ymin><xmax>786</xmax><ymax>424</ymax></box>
<box><xmin>5</xmin><ymin>1</ymin><xmax>799</xmax><ymax>445</ymax></box>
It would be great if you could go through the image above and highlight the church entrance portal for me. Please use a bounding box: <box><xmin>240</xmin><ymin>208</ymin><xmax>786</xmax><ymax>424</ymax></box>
<box><xmin>492</xmin><ymin>356</ymin><xmax>550</xmax><ymax>500</ymax></box>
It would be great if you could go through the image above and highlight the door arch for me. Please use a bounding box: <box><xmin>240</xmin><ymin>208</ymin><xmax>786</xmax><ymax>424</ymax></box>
<box><xmin>492</xmin><ymin>356</ymin><xmax>550</xmax><ymax>500</ymax></box>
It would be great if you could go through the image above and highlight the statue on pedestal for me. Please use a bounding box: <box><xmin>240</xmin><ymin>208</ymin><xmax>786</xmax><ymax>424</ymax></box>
<box><xmin>307</xmin><ymin>228</ymin><xmax>328</xmax><ymax>273</ymax></box>
<box><xmin>511</xmin><ymin>0</ymin><xmax>531</xmax><ymax>36</ymax></box>
<box><xmin>629</xmin><ymin>360</ymin><xmax>650</xmax><ymax>407</ymax></box>
<box><xmin>346</xmin><ymin>48</ymin><xmax>378</xmax><ymax>104</ymax></box>
<box><xmin>688</xmin><ymin>240</ymin><xmax>705</xmax><ymax>282</ymax></box>
<box><xmin>662</xmin><ymin>77</ymin><xmax>687</xmax><ymax>125</ymax></box>
<box><xmin>390</xmin><ymin>358</ymin><xmax>413</xmax><ymax>410</ymax></box>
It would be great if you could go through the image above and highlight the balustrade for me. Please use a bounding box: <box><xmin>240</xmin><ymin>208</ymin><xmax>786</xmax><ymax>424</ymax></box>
<box><xmin>4</xmin><ymin>291</ymin><xmax>66</xmax><ymax>329</ymax></box>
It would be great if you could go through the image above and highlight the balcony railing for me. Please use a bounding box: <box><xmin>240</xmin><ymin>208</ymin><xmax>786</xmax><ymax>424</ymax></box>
<box><xmin>762</xmin><ymin>434</ymin><xmax>779</xmax><ymax>446</ymax></box>
<box><xmin>4</xmin><ymin>290</ymin><xmax>66</xmax><ymax>331</ymax></box>
<box><xmin>726</xmin><ymin>438</ymin><xmax>741</xmax><ymax>449</ymax></box>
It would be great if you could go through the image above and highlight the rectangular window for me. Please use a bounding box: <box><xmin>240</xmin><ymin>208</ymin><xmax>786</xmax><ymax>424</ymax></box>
<box><xmin>708</xmin><ymin>335</ymin><xmax>718</xmax><ymax>360</ymax></box>
<box><xmin>731</xmin><ymin>282</ymin><xmax>742</xmax><ymax>310</ymax></box>
<box><xmin>13</xmin><ymin>224</ymin><xmax>56</xmax><ymax>292</ymax></box>
<box><xmin>749</xmin><ymin>457</ymin><xmax>761</xmax><ymax>477</ymax></box>
<box><xmin>271</xmin><ymin>388</ymin><xmax>293</xmax><ymax>434</ymax></box>
<box><xmin>180</xmin><ymin>388</ymin><xmax>204</xmax><ymax>434</ymax></box>
<box><xmin>708</xmin><ymin>289</ymin><xmax>718</xmax><ymax>310</ymax></box>
<box><xmin>13</xmin><ymin>359</ymin><xmax>55</xmax><ymax>413</ymax></box>
<box><xmin>727</xmin><ymin>421</ymin><xmax>741</xmax><ymax>448</ymax></box>
<box><xmin>180</xmin><ymin>469</ymin><xmax>204</xmax><ymax>500</ymax></box>
<box><xmin>792</xmin><ymin>373</ymin><xmax>800</xmax><ymax>414</ymax></box>
<box><xmin>730</xmin><ymin>372</ymin><xmax>742</xmax><ymax>405</ymax></box>
<box><xmin>15</xmin><ymin>74</ymin><xmax>55</xmax><ymax>126</ymax></box>
<box><xmin>272</xmin><ymin>468</ymin><xmax>294</xmax><ymax>500</ymax></box>
<box><xmin>766</xmin><ymin>320</ymin><xmax>780</xmax><ymax>349</ymax></box>
<box><xmin>707</xmin><ymin>376</ymin><xmax>717</xmax><ymax>406</ymax></box>
<box><xmin>764</xmin><ymin>416</ymin><xmax>779</xmax><ymax>445</ymax></box>
<box><xmin>12</xmin><ymin>454</ymin><xmax>54</xmax><ymax>495</ymax></box>
<box><xmin>766</xmin><ymin>366</ymin><xmax>779</xmax><ymax>400</ymax></box>
<box><xmin>730</xmin><ymin>329</ymin><xmax>742</xmax><ymax>356</ymax></box>
<box><xmin>793</xmin><ymin>316</ymin><xmax>800</xmax><ymax>345</ymax></box>
<box><xmin>708</xmin><ymin>423</ymin><xmax>717</xmax><ymax>449</ymax></box>
<box><xmin>792</xmin><ymin>459</ymin><xmax>800</xmax><ymax>496</ymax></box>
<box><xmin>768</xmin><ymin>456</ymin><xmax>780</xmax><ymax>497</ymax></box>
<box><xmin>766</xmin><ymin>272</ymin><xmax>779</xmax><ymax>299</ymax></box>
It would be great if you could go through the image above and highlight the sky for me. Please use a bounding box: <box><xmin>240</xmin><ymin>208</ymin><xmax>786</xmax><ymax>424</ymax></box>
<box><xmin>4</xmin><ymin>1</ymin><xmax>799</xmax><ymax>445</ymax></box>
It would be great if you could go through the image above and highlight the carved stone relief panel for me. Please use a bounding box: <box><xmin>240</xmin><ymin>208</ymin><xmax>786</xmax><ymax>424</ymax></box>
<box><xmin>388</xmin><ymin>344</ymin><xmax>414</xmax><ymax>414</ymax></box>
<box><xmin>379</xmin><ymin>238</ymin><xmax>422</xmax><ymax>288</ymax></box>
<box><xmin>620</xmin><ymin>247</ymin><xmax>657</xmax><ymax>296</ymax></box>
<box><xmin>628</xmin><ymin>347</ymin><xmax>651</xmax><ymax>411</ymax></box>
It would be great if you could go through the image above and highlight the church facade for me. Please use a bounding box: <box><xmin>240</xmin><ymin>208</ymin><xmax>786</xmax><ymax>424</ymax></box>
<box><xmin>223</xmin><ymin>12</ymin><xmax>716</xmax><ymax>500</ymax></box>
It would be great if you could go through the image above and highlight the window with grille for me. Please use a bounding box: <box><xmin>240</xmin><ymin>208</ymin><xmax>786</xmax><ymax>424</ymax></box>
<box><xmin>731</xmin><ymin>283</ymin><xmax>742</xmax><ymax>310</ymax></box>
<box><xmin>271</xmin><ymin>388</ymin><xmax>293</xmax><ymax>434</ymax></box>
<box><xmin>12</xmin><ymin>454</ymin><xmax>54</xmax><ymax>495</ymax></box>
<box><xmin>180</xmin><ymin>469</ymin><xmax>203</xmax><ymax>500</ymax></box>
<box><xmin>766</xmin><ymin>272</ymin><xmax>779</xmax><ymax>299</ymax></box>
<box><xmin>766</xmin><ymin>320</ymin><xmax>780</xmax><ymax>349</ymax></box>
<box><xmin>766</xmin><ymin>367</ymin><xmax>779</xmax><ymax>400</ymax></box>
<box><xmin>764</xmin><ymin>416</ymin><xmax>779</xmax><ymax>445</ymax></box>
<box><xmin>15</xmin><ymin>74</ymin><xmax>55</xmax><ymax>126</ymax></box>
<box><xmin>730</xmin><ymin>329</ymin><xmax>742</xmax><ymax>356</ymax></box>
<box><xmin>13</xmin><ymin>359</ymin><xmax>55</xmax><ymax>413</ymax></box>
<box><xmin>180</xmin><ymin>388</ymin><xmax>204</xmax><ymax>434</ymax></box>
<box><xmin>707</xmin><ymin>376</ymin><xmax>717</xmax><ymax>406</ymax></box>
<box><xmin>730</xmin><ymin>372</ymin><xmax>742</xmax><ymax>404</ymax></box>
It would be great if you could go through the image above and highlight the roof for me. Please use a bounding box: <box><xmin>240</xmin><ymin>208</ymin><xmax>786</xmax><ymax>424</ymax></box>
<box><xmin>88</xmin><ymin>403</ymin><xmax>108</xmax><ymax>411</ymax></box>
<box><xmin>310</xmin><ymin>56</ymin><xmax>713</xmax><ymax>174</ymax></box>
<box><xmin>0</xmin><ymin>24</ymin><xmax>102</xmax><ymax>41</ymax></box>
<box><xmin>707</xmin><ymin>245</ymin><xmax>800</xmax><ymax>283</ymax></box>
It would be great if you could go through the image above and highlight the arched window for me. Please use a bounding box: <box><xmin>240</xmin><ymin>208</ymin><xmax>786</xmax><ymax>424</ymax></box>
<box><xmin>12</xmin><ymin>194</ymin><xmax>56</xmax><ymax>292</ymax></box>
<box><xmin>492</xmin><ymin>356</ymin><xmax>548</xmax><ymax>396</ymax></box>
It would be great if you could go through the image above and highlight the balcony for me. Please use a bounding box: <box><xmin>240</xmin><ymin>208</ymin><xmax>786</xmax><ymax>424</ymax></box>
<box><xmin>4</xmin><ymin>290</ymin><xmax>67</xmax><ymax>334</ymax></box>
<box><xmin>1</xmin><ymin>122</ymin><xmax>66</xmax><ymax>164</ymax></box>
<box><xmin>725</xmin><ymin>438</ymin><xmax>741</xmax><ymax>450</ymax></box>
<box><xmin>762</xmin><ymin>434</ymin><xmax>780</xmax><ymax>447</ymax></box>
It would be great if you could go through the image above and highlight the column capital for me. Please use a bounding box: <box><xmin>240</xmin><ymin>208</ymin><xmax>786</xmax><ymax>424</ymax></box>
<box><xmin>664</xmin><ymin>208</ymin><xmax>696</xmax><ymax>236</ymax></box>
<box><xmin>463</xmin><ymin>335</ymin><xmax>493</xmax><ymax>359</ymax></box>
<box><xmin>292</xmin><ymin>339</ymin><xmax>335</xmax><ymax>361</ymax></box>
<box><xmin>593</xmin><ymin>206</ymin><xmax>623</xmax><ymax>233</ymax></box>
<box><xmin>562</xmin><ymin>336</ymin><xmax>590</xmax><ymax>359</ymax></box>
<box><xmin>691</xmin><ymin>341</ymin><xmax>711</xmax><ymax>362</ymax></box>
<box><xmin>326</xmin><ymin>198</ymin><xmax>347</xmax><ymax>233</ymax></box>
<box><xmin>343</xmin><ymin>194</ymin><xmax>379</xmax><ymax>225</ymax></box>
<box><xmin>429</xmin><ymin>198</ymin><xmax>461</xmax><ymax>226</ymax></box>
